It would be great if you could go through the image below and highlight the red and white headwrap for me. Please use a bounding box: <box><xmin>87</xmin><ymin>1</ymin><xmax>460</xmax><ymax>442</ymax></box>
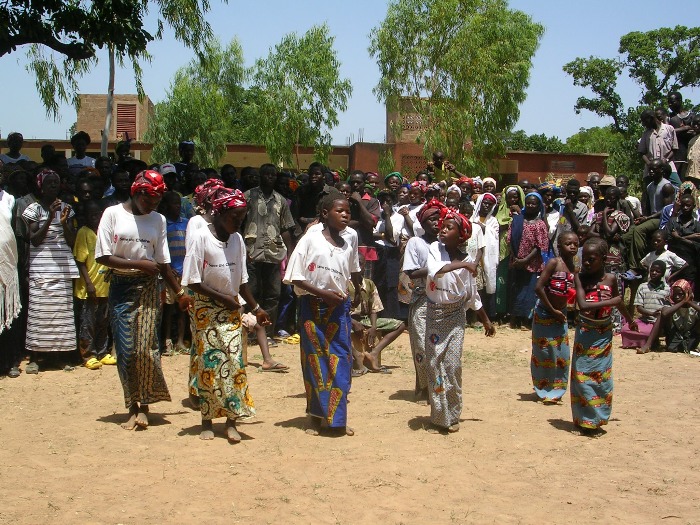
<box><xmin>416</xmin><ymin>198</ymin><xmax>447</xmax><ymax>224</ymax></box>
<box><xmin>194</xmin><ymin>178</ymin><xmax>225</xmax><ymax>208</ymax></box>
<box><xmin>439</xmin><ymin>209</ymin><xmax>472</xmax><ymax>242</ymax></box>
<box><xmin>211</xmin><ymin>188</ymin><xmax>247</xmax><ymax>215</ymax></box>
<box><xmin>131</xmin><ymin>170</ymin><xmax>167</xmax><ymax>197</ymax></box>
<box><xmin>36</xmin><ymin>169</ymin><xmax>59</xmax><ymax>191</ymax></box>
<box><xmin>410</xmin><ymin>180</ymin><xmax>428</xmax><ymax>193</ymax></box>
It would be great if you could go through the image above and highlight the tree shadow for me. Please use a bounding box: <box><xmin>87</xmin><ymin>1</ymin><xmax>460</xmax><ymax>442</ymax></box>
<box><xmin>516</xmin><ymin>392</ymin><xmax>540</xmax><ymax>402</ymax></box>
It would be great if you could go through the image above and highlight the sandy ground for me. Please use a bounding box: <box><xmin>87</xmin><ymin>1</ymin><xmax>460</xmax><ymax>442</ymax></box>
<box><xmin>1</xmin><ymin>326</ymin><xmax>699</xmax><ymax>525</ymax></box>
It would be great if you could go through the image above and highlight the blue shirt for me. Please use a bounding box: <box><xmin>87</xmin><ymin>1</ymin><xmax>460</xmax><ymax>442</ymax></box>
<box><xmin>166</xmin><ymin>216</ymin><xmax>189</xmax><ymax>275</ymax></box>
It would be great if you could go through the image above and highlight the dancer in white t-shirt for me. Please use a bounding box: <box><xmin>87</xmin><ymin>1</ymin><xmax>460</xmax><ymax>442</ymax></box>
<box><xmin>283</xmin><ymin>192</ymin><xmax>362</xmax><ymax>436</ymax></box>
<box><xmin>424</xmin><ymin>210</ymin><xmax>495</xmax><ymax>434</ymax></box>
<box><xmin>182</xmin><ymin>188</ymin><xmax>270</xmax><ymax>443</ymax></box>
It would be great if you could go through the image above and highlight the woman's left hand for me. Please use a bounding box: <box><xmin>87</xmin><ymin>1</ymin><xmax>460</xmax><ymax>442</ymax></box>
<box><xmin>60</xmin><ymin>205</ymin><xmax>71</xmax><ymax>225</ymax></box>
<box><xmin>177</xmin><ymin>294</ymin><xmax>193</xmax><ymax>312</ymax></box>
<box><xmin>255</xmin><ymin>309</ymin><xmax>272</xmax><ymax>327</ymax></box>
<box><xmin>628</xmin><ymin>320</ymin><xmax>639</xmax><ymax>332</ymax></box>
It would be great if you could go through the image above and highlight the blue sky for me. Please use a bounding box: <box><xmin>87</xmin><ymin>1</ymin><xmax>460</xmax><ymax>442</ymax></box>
<box><xmin>0</xmin><ymin>0</ymin><xmax>697</xmax><ymax>144</ymax></box>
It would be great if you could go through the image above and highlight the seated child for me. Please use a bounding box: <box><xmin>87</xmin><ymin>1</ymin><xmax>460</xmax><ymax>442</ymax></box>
<box><xmin>640</xmin><ymin>230</ymin><xmax>687</xmax><ymax>282</ymax></box>
<box><xmin>348</xmin><ymin>272</ymin><xmax>405</xmax><ymax>375</ymax></box>
<box><xmin>620</xmin><ymin>260</ymin><xmax>669</xmax><ymax>349</ymax></box>
<box><xmin>638</xmin><ymin>279</ymin><xmax>700</xmax><ymax>354</ymax></box>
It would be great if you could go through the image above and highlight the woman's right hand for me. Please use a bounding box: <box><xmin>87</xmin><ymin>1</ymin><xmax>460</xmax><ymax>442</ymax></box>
<box><xmin>49</xmin><ymin>199</ymin><xmax>62</xmax><ymax>217</ymax></box>
<box><xmin>320</xmin><ymin>289</ymin><xmax>346</xmax><ymax>307</ymax></box>
<box><xmin>138</xmin><ymin>260</ymin><xmax>160</xmax><ymax>276</ymax></box>
<box><xmin>553</xmin><ymin>310</ymin><xmax>566</xmax><ymax>324</ymax></box>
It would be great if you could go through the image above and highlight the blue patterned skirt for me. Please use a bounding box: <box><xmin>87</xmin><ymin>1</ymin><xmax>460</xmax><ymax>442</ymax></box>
<box><xmin>531</xmin><ymin>301</ymin><xmax>570</xmax><ymax>402</ymax></box>
<box><xmin>299</xmin><ymin>295</ymin><xmax>352</xmax><ymax>428</ymax></box>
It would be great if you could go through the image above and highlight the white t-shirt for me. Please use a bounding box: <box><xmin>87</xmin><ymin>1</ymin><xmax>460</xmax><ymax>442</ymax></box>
<box><xmin>181</xmin><ymin>226</ymin><xmax>247</xmax><ymax>296</ymax></box>
<box><xmin>185</xmin><ymin>214</ymin><xmax>209</xmax><ymax>250</ymax></box>
<box><xmin>0</xmin><ymin>153</ymin><xmax>29</xmax><ymax>164</ymax></box>
<box><xmin>426</xmin><ymin>241</ymin><xmax>482</xmax><ymax>308</ymax></box>
<box><xmin>306</xmin><ymin>222</ymin><xmax>359</xmax><ymax>246</ymax></box>
<box><xmin>374</xmin><ymin>212</ymin><xmax>404</xmax><ymax>247</ymax></box>
<box><xmin>545</xmin><ymin>209</ymin><xmax>560</xmax><ymax>240</ymax></box>
<box><xmin>283</xmin><ymin>229</ymin><xmax>360</xmax><ymax>297</ymax></box>
<box><xmin>465</xmin><ymin>223</ymin><xmax>485</xmax><ymax>262</ymax></box>
<box><xmin>95</xmin><ymin>204</ymin><xmax>170</xmax><ymax>272</ymax></box>
<box><xmin>403</xmin><ymin>236</ymin><xmax>431</xmax><ymax>297</ymax></box>
<box><xmin>67</xmin><ymin>156</ymin><xmax>96</xmax><ymax>174</ymax></box>
<box><xmin>626</xmin><ymin>195</ymin><xmax>642</xmax><ymax>215</ymax></box>
<box><xmin>0</xmin><ymin>190</ymin><xmax>15</xmax><ymax>223</ymax></box>
<box><xmin>640</xmin><ymin>249</ymin><xmax>687</xmax><ymax>280</ymax></box>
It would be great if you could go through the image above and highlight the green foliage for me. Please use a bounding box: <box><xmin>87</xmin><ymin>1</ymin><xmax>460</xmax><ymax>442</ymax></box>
<box><xmin>505</xmin><ymin>130</ymin><xmax>565</xmax><ymax>152</ymax></box>
<box><xmin>248</xmin><ymin>24</ymin><xmax>352</xmax><ymax>167</ymax></box>
<box><xmin>377</xmin><ymin>148</ymin><xmax>396</xmax><ymax>176</ymax></box>
<box><xmin>562</xmin><ymin>126</ymin><xmax>622</xmax><ymax>155</ymax></box>
<box><xmin>563</xmin><ymin>26</ymin><xmax>700</xmax><ymax>180</ymax></box>
<box><xmin>369</xmin><ymin>0</ymin><xmax>544</xmax><ymax>176</ymax></box>
<box><xmin>145</xmin><ymin>38</ymin><xmax>250</xmax><ymax>166</ymax></box>
<box><xmin>3</xmin><ymin>0</ymin><xmax>220</xmax><ymax>119</ymax></box>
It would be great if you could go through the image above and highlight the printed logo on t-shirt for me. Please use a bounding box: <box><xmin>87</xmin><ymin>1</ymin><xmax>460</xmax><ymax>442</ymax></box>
<box><xmin>113</xmin><ymin>234</ymin><xmax>118</xmax><ymax>243</ymax></box>
<box><xmin>430</xmin><ymin>281</ymin><xmax>436</xmax><ymax>291</ymax></box>
<box><xmin>205</xmin><ymin>260</ymin><xmax>236</xmax><ymax>269</ymax></box>
<box><xmin>308</xmin><ymin>262</ymin><xmax>316</xmax><ymax>272</ymax></box>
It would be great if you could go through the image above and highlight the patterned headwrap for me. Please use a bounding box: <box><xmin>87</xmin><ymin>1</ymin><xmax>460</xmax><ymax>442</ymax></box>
<box><xmin>131</xmin><ymin>170</ymin><xmax>167</xmax><ymax>197</ymax></box>
<box><xmin>538</xmin><ymin>181</ymin><xmax>558</xmax><ymax>194</ymax></box>
<box><xmin>446</xmin><ymin>184</ymin><xmax>462</xmax><ymax>197</ymax></box>
<box><xmin>671</xmin><ymin>279</ymin><xmax>693</xmax><ymax>303</ymax></box>
<box><xmin>288</xmin><ymin>178</ymin><xmax>299</xmax><ymax>192</ymax></box>
<box><xmin>439</xmin><ymin>209</ymin><xmax>472</xmax><ymax>242</ymax></box>
<box><xmin>416</xmin><ymin>198</ymin><xmax>447</xmax><ymax>224</ymax></box>
<box><xmin>482</xmin><ymin>177</ymin><xmax>497</xmax><ymax>188</ymax></box>
<box><xmin>676</xmin><ymin>181</ymin><xmax>697</xmax><ymax>205</ymax></box>
<box><xmin>211</xmin><ymin>188</ymin><xmax>247</xmax><ymax>215</ymax></box>
<box><xmin>194</xmin><ymin>178</ymin><xmax>225</xmax><ymax>208</ymax></box>
<box><xmin>410</xmin><ymin>180</ymin><xmax>428</xmax><ymax>193</ymax></box>
<box><xmin>470</xmin><ymin>192</ymin><xmax>497</xmax><ymax>222</ymax></box>
<box><xmin>384</xmin><ymin>172</ymin><xmax>403</xmax><ymax>184</ymax></box>
<box><xmin>36</xmin><ymin>169</ymin><xmax>59</xmax><ymax>191</ymax></box>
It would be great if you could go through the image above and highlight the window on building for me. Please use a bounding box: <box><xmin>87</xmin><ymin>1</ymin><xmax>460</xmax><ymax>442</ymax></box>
<box><xmin>116</xmin><ymin>103</ymin><xmax>137</xmax><ymax>139</ymax></box>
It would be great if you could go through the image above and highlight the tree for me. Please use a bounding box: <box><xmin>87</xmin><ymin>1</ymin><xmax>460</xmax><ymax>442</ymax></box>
<box><xmin>248</xmin><ymin>24</ymin><xmax>352</xmax><ymax>167</ymax></box>
<box><xmin>505</xmin><ymin>130</ymin><xmax>565</xmax><ymax>153</ymax></box>
<box><xmin>369</xmin><ymin>0</ymin><xmax>544</xmax><ymax>176</ymax></box>
<box><xmin>563</xmin><ymin>26</ymin><xmax>700</xmax><ymax>177</ymax></box>
<box><xmin>2</xmin><ymin>0</ymin><xmax>219</xmax><ymax>118</ymax></box>
<box><xmin>563</xmin><ymin>126</ymin><xmax>622</xmax><ymax>155</ymax></box>
<box><xmin>145</xmin><ymin>38</ymin><xmax>251</xmax><ymax>167</ymax></box>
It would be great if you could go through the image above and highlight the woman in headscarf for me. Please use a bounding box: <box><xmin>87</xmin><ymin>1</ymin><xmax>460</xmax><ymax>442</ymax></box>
<box><xmin>507</xmin><ymin>192</ymin><xmax>549</xmax><ymax>329</ymax></box>
<box><xmin>22</xmin><ymin>169</ymin><xmax>79</xmax><ymax>373</ymax></box>
<box><xmin>482</xmin><ymin>177</ymin><xmax>497</xmax><ymax>196</ymax></box>
<box><xmin>424</xmin><ymin>208</ymin><xmax>495</xmax><ymax>433</ymax></box>
<box><xmin>402</xmin><ymin>199</ymin><xmax>445</xmax><ymax>402</ymax></box>
<box><xmin>538</xmin><ymin>182</ymin><xmax>561</xmax><ymax>264</ymax></box>
<box><xmin>470</xmin><ymin>193</ymin><xmax>499</xmax><ymax>319</ymax></box>
<box><xmin>494</xmin><ymin>184</ymin><xmax>526</xmax><ymax>322</ymax></box>
<box><xmin>182</xmin><ymin>188</ymin><xmax>267</xmax><ymax>442</ymax></box>
<box><xmin>96</xmin><ymin>170</ymin><xmax>191</xmax><ymax>430</ymax></box>
<box><xmin>578</xmin><ymin>186</ymin><xmax>596</xmax><ymax>225</ymax></box>
<box><xmin>384</xmin><ymin>172</ymin><xmax>403</xmax><ymax>193</ymax></box>
<box><xmin>638</xmin><ymin>279</ymin><xmax>700</xmax><ymax>354</ymax></box>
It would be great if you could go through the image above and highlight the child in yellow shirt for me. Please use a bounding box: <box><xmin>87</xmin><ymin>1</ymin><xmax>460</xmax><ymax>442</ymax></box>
<box><xmin>74</xmin><ymin>201</ymin><xmax>115</xmax><ymax>369</ymax></box>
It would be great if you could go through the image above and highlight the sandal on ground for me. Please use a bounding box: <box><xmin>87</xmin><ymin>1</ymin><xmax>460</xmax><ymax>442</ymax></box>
<box><xmin>162</xmin><ymin>340</ymin><xmax>175</xmax><ymax>356</ymax></box>
<box><xmin>368</xmin><ymin>366</ymin><xmax>392</xmax><ymax>374</ymax></box>
<box><xmin>100</xmin><ymin>354</ymin><xmax>117</xmax><ymax>365</ymax></box>
<box><xmin>25</xmin><ymin>362</ymin><xmax>39</xmax><ymax>375</ymax></box>
<box><xmin>85</xmin><ymin>357</ymin><xmax>102</xmax><ymax>370</ymax></box>
<box><xmin>8</xmin><ymin>367</ymin><xmax>20</xmax><ymax>378</ymax></box>
<box><xmin>276</xmin><ymin>329</ymin><xmax>291</xmax><ymax>338</ymax></box>
<box><xmin>261</xmin><ymin>362</ymin><xmax>289</xmax><ymax>372</ymax></box>
<box><xmin>352</xmin><ymin>367</ymin><xmax>369</xmax><ymax>377</ymax></box>
<box><xmin>283</xmin><ymin>334</ymin><xmax>300</xmax><ymax>344</ymax></box>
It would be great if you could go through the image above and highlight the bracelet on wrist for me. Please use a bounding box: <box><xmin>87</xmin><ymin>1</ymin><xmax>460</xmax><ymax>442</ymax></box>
<box><xmin>251</xmin><ymin>304</ymin><xmax>260</xmax><ymax>313</ymax></box>
<box><xmin>176</xmin><ymin>289</ymin><xmax>185</xmax><ymax>298</ymax></box>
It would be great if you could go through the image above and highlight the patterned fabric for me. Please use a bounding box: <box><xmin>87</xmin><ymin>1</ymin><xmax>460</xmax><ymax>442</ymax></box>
<box><xmin>593</xmin><ymin>210</ymin><xmax>631</xmax><ymax>270</ymax></box>
<box><xmin>131</xmin><ymin>170</ymin><xmax>166</xmax><ymax>197</ymax></box>
<box><xmin>299</xmin><ymin>295</ymin><xmax>352</xmax><ymax>428</ymax></box>
<box><xmin>571</xmin><ymin>315</ymin><xmax>613</xmax><ymax>429</ymax></box>
<box><xmin>190</xmin><ymin>293</ymin><xmax>255</xmax><ymax>420</ymax></box>
<box><xmin>511</xmin><ymin>269</ymin><xmax>538</xmax><ymax>318</ymax></box>
<box><xmin>109</xmin><ymin>274</ymin><xmax>171</xmax><ymax>407</ymax></box>
<box><xmin>508</xmin><ymin>218</ymin><xmax>549</xmax><ymax>273</ymax></box>
<box><xmin>22</xmin><ymin>202</ymin><xmax>79</xmax><ymax>279</ymax></box>
<box><xmin>531</xmin><ymin>301</ymin><xmax>570</xmax><ymax>402</ymax></box>
<box><xmin>243</xmin><ymin>187</ymin><xmax>295</xmax><ymax>263</ymax></box>
<box><xmin>408</xmin><ymin>292</ymin><xmax>429</xmax><ymax>392</ymax></box>
<box><xmin>78</xmin><ymin>298</ymin><xmax>110</xmax><ymax>360</ymax></box>
<box><xmin>425</xmin><ymin>298</ymin><xmax>467</xmax><ymax>429</ymax></box>
<box><xmin>211</xmin><ymin>188</ymin><xmax>247</xmax><ymax>213</ymax></box>
<box><xmin>26</xmin><ymin>278</ymin><xmax>76</xmax><ymax>352</ymax></box>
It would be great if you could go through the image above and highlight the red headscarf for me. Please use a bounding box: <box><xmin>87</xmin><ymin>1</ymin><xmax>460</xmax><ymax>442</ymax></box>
<box><xmin>211</xmin><ymin>188</ymin><xmax>247</xmax><ymax>214</ymax></box>
<box><xmin>671</xmin><ymin>279</ymin><xmax>693</xmax><ymax>303</ymax></box>
<box><xmin>417</xmin><ymin>198</ymin><xmax>447</xmax><ymax>224</ymax></box>
<box><xmin>482</xmin><ymin>193</ymin><xmax>497</xmax><ymax>204</ymax></box>
<box><xmin>194</xmin><ymin>178</ymin><xmax>225</xmax><ymax>208</ymax></box>
<box><xmin>36</xmin><ymin>169</ymin><xmax>59</xmax><ymax>191</ymax></box>
<box><xmin>131</xmin><ymin>170</ymin><xmax>166</xmax><ymax>197</ymax></box>
<box><xmin>410</xmin><ymin>180</ymin><xmax>428</xmax><ymax>193</ymax></box>
<box><xmin>439</xmin><ymin>209</ymin><xmax>472</xmax><ymax>242</ymax></box>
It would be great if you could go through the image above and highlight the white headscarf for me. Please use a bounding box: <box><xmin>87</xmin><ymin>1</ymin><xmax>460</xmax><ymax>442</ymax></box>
<box><xmin>470</xmin><ymin>192</ymin><xmax>498</xmax><ymax>223</ymax></box>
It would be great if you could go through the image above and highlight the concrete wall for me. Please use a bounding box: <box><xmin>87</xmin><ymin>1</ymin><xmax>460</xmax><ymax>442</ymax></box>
<box><xmin>76</xmin><ymin>94</ymin><xmax>154</xmax><ymax>143</ymax></box>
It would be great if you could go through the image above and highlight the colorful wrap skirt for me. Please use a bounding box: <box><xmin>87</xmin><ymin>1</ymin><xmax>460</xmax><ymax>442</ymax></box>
<box><xmin>531</xmin><ymin>301</ymin><xmax>570</xmax><ymax>402</ymax></box>
<box><xmin>299</xmin><ymin>295</ymin><xmax>352</xmax><ymax>428</ymax></box>
<box><xmin>190</xmin><ymin>294</ymin><xmax>255</xmax><ymax>421</ymax></box>
<box><xmin>408</xmin><ymin>291</ymin><xmax>429</xmax><ymax>392</ymax></box>
<box><xmin>425</xmin><ymin>298</ymin><xmax>466</xmax><ymax>429</ymax></box>
<box><xmin>571</xmin><ymin>315</ymin><xmax>613</xmax><ymax>429</ymax></box>
<box><xmin>109</xmin><ymin>274</ymin><xmax>171</xmax><ymax>408</ymax></box>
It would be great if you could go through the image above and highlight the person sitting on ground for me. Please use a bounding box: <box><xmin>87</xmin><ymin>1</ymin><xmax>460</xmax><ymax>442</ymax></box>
<box><xmin>620</xmin><ymin>260</ymin><xmax>670</xmax><ymax>350</ymax></box>
<box><xmin>640</xmin><ymin>230</ymin><xmax>687</xmax><ymax>282</ymax></box>
<box><xmin>663</xmin><ymin>193</ymin><xmax>700</xmax><ymax>284</ymax></box>
<box><xmin>638</xmin><ymin>279</ymin><xmax>700</xmax><ymax>354</ymax></box>
<box><xmin>348</xmin><ymin>256</ymin><xmax>405</xmax><ymax>376</ymax></box>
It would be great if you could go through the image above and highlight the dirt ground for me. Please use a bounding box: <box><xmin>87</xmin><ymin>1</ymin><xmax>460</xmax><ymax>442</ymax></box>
<box><xmin>1</xmin><ymin>326</ymin><xmax>699</xmax><ymax>525</ymax></box>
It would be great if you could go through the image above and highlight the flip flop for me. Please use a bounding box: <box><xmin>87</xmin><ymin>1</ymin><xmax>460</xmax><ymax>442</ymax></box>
<box><xmin>283</xmin><ymin>334</ymin><xmax>300</xmax><ymax>344</ymax></box>
<box><xmin>352</xmin><ymin>367</ymin><xmax>369</xmax><ymax>377</ymax></box>
<box><xmin>368</xmin><ymin>366</ymin><xmax>392</xmax><ymax>374</ymax></box>
<box><xmin>261</xmin><ymin>362</ymin><xmax>289</xmax><ymax>372</ymax></box>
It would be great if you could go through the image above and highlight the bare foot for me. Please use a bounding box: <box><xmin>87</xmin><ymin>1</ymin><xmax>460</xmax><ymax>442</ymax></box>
<box><xmin>637</xmin><ymin>347</ymin><xmax>650</xmax><ymax>354</ymax></box>
<box><xmin>304</xmin><ymin>416</ymin><xmax>321</xmax><ymax>436</ymax></box>
<box><xmin>226</xmin><ymin>419</ymin><xmax>241</xmax><ymax>443</ymax></box>
<box><xmin>448</xmin><ymin>423</ymin><xmax>460</xmax><ymax>433</ymax></box>
<box><xmin>363</xmin><ymin>352</ymin><xmax>382</xmax><ymax>372</ymax></box>
<box><xmin>135</xmin><ymin>405</ymin><xmax>149</xmax><ymax>428</ymax></box>
<box><xmin>200</xmin><ymin>419</ymin><xmax>214</xmax><ymax>440</ymax></box>
<box><xmin>345</xmin><ymin>426</ymin><xmax>355</xmax><ymax>436</ymax></box>
<box><xmin>121</xmin><ymin>404</ymin><xmax>138</xmax><ymax>430</ymax></box>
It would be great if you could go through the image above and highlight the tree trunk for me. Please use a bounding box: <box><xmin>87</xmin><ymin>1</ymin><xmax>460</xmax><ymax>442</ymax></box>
<box><xmin>101</xmin><ymin>46</ymin><xmax>115</xmax><ymax>157</ymax></box>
